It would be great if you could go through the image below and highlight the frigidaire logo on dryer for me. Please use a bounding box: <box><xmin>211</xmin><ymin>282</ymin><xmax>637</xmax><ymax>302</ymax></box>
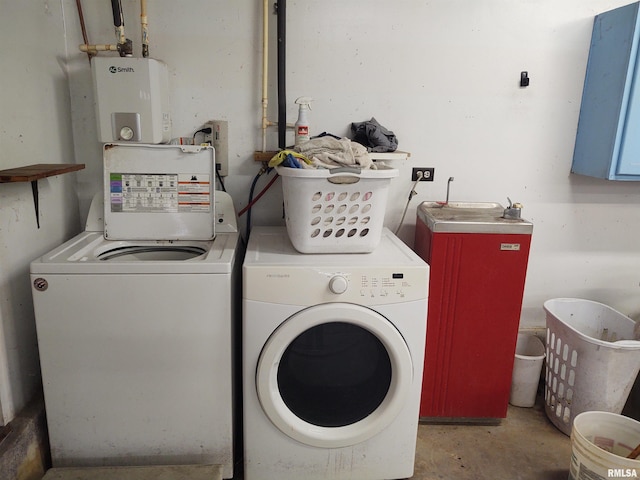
<box><xmin>109</xmin><ymin>66</ymin><xmax>135</xmax><ymax>73</ymax></box>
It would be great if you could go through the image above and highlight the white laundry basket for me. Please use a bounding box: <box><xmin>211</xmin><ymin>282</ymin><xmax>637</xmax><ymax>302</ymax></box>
<box><xmin>543</xmin><ymin>298</ymin><xmax>640</xmax><ymax>436</ymax></box>
<box><xmin>276</xmin><ymin>165</ymin><xmax>398</xmax><ymax>253</ymax></box>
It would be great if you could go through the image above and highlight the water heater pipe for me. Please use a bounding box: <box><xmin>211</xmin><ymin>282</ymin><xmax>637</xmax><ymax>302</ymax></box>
<box><xmin>77</xmin><ymin>0</ymin><xmax>119</xmax><ymax>55</ymax></box>
<box><xmin>140</xmin><ymin>0</ymin><xmax>149</xmax><ymax>58</ymax></box>
<box><xmin>259</xmin><ymin>0</ymin><xmax>295</xmax><ymax>152</ymax></box>
<box><xmin>277</xmin><ymin>0</ymin><xmax>286</xmax><ymax>150</ymax></box>
<box><xmin>261</xmin><ymin>0</ymin><xmax>272</xmax><ymax>152</ymax></box>
<box><xmin>79</xmin><ymin>43</ymin><xmax>119</xmax><ymax>54</ymax></box>
<box><xmin>111</xmin><ymin>0</ymin><xmax>132</xmax><ymax>56</ymax></box>
<box><xmin>111</xmin><ymin>0</ymin><xmax>125</xmax><ymax>43</ymax></box>
<box><xmin>78</xmin><ymin>0</ymin><xmax>135</xmax><ymax>56</ymax></box>
<box><xmin>75</xmin><ymin>0</ymin><xmax>93</xmax><ymax>61</ymax></box>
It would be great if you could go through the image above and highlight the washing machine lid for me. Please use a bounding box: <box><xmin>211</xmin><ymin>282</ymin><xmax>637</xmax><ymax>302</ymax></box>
<box><xmin>30</xmin><ymin>231</ymin><xmax>239</xmax><ymax>275</ymax></box>
<box><xmin>103</xmin><ymin>143</ymin><xmax>216</xmax><ymax>241</ymax></box>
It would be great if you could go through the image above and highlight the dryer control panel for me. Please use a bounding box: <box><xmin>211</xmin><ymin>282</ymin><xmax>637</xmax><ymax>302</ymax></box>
<box><xmin>247</xmin><ymin>266</ymin><xmax>428</xmax><ymax>306</ymax></box>
<box><xmin>244</xmin><ymin>227</ymin><xmax>429</xmax><ymax>306</ymax></box>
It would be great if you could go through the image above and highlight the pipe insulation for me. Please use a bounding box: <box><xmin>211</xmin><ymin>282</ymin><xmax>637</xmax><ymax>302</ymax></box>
<box><xmin>110</xmin><ymin>0</ymin><xmax>132</xmax><ymax>56</ymax></box>
<box><xmin>140</xmin><ymin>0</ymin><xmax>149</xmax><ymax>58</ymax></box>
<box><xmin>111</xmin><ymin>0</ymin><xmax>125</xmax><ymax>44</ymax></box>
<box><xmin>80</xmin><ymin>44</ymin><xmax>118</xmax><ymax>53</ymax></box>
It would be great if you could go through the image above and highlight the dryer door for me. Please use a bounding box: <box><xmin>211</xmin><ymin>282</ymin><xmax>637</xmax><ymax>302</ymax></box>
<box><xmin>256</xmin><ymin>302</ymin><xmax>413</xmax><ymax>448</ymax></box>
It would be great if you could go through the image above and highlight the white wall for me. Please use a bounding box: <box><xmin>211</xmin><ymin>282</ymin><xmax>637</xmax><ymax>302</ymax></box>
<box><xmin>70</xmin><ymin>0</ymin><xmax>640</xmax><ymax>326</ymax></box>
<box><xmin>1</xmin><ymin>0</ymin><xmax>639</xmax><ymax>422</ymax></box>
<box><xmin>0</xmin><ymin>1</ymin><xmax>83</xmax><ymax>424</ymax></box>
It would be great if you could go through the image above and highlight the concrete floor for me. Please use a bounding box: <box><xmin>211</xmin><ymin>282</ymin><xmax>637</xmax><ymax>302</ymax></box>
<box><xmin>41</xmin><ymin>466</ymin><xmax>223</xmax><ymax>480</ymax></box>
<box><xmin>0</xmin><ymin>398</ymin><xmax>49</xmax><ymax>480</ymax></box>
<box><xmin>411</xmin><ymin>400</ymin><xmax>572</xmax><ymax>480</ymax></box>
<box><xmin>8</xmin><ymin>392</ymin><xmax>631</xmax><ymax>480</ymax></box>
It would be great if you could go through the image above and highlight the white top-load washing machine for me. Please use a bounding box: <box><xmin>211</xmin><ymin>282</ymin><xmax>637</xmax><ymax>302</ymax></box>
<box><xmin>242</xmin><ymin>226</ymin><xmax>429</xmax><ymax>480</ymax></box>
<box><xmin>30</xmin><ymin>144</ymin><xmax>241</xmax><ymax>479</ymax></box>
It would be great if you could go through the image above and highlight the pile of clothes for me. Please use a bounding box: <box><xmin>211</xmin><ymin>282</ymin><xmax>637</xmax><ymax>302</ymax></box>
<box><xmin>268</xmin><ymin>136</ymin><xmax>373</xmax><ymax>170</ymax></box>
<box><xmin>269</xmin><ymin>118</ymin><xmax>398</xmax><ymax>170</ymax></box>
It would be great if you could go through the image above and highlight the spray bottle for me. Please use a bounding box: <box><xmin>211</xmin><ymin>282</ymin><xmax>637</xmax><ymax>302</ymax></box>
<box><xmin>294</xmin><ymin>97</ymin><xmax>313</xmax><ymax>146</ymax></box>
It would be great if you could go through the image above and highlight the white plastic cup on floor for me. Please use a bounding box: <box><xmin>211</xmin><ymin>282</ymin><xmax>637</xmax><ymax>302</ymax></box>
<box><xmin>510</xmin><ymin>333</ymin><xmax>546</xmax><ymax>407</ymax></box>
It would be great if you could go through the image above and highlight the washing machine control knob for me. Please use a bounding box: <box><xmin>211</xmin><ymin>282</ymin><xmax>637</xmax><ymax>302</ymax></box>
<box><xmin>329</xmin><ymin>275</ymin><xmax>348</xmax><ymax>294</ymax></box>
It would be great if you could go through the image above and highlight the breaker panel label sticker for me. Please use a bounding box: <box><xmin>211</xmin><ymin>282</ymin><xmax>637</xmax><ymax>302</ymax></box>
<box><xmin>109</xmin><ymin>173</ymin><xmax>210</xmax><ymax>213</ymax></box>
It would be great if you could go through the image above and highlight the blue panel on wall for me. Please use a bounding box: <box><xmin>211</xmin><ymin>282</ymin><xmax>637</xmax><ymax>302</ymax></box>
<box><xmin>618</xmin><ymin>27</ymin><xmax>640</xmax><ymax>176</ymax></box>
<box><xmin>571</xmin><ymin>2</ymin><xmax>640</xmax><ymax>180</ymax></box>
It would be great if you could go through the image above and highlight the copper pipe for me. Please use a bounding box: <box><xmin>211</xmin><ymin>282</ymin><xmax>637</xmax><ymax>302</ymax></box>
<box><xmin>75</xmin><ymin>0</ymin><xmax>92</xmax><ymax>61</ymax></box>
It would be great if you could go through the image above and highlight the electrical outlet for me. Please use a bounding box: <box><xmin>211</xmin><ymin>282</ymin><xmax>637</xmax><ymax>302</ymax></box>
<box><xmin>412</xmin><ymin>167</ymin><xmax>435</xmax><ymax>181</ymax></box>
<box><xmin>203</xmin><ymin>120</ymin><xmax>229</xmax><ymax>177</ymax></box>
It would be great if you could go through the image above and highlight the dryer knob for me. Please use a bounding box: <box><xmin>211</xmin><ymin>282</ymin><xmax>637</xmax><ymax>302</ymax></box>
<box><xmin>329</xmin><ymin>275</ymin><xmax>348</xmax><ymax>294</ymax></box>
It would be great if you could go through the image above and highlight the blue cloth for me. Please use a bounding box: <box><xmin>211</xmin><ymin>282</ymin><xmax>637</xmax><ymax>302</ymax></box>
<box><xmin>282</xmin><ymin>153</ymin><xmax>302</xmax><ymax>168</ymax></box>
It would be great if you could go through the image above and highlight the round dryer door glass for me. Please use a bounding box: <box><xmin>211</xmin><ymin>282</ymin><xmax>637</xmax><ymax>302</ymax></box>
<box><xmin>256</xmin><ymin>303</ymin><xmax>413</xmax><ymax>449</ymax></box>
<box><xmin>277</xmin><ymin>322</ymin><xmax>391</xmax><ymax>427</ymax></box>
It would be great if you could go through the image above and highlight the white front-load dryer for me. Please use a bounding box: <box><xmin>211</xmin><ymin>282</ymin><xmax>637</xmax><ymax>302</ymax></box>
<box><xmin>242</xmin><ymin>226</ymin><xmax>429</xmax><ymax>480</ymax></box>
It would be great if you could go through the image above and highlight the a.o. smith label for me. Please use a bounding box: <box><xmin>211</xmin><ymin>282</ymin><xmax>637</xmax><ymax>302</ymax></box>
<box><xmin>500</xmin><ymin>243</ymin><xmax>521</xmax><ymax>251</ymax></box>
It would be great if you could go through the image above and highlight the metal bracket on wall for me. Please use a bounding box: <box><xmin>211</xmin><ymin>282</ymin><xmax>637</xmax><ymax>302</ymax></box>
<box><xmin>31</xmin><ymin>180</ymin><xmax>40</xmax><ymax>228</ymax></box>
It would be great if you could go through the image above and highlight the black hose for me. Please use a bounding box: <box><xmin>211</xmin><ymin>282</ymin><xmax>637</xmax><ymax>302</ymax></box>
<box><xmin>246</xmin><ymin>171</ymin><xmax>263</xmax><ymax>235</ymax></box>
<box><xmin>111</xmin><ymin>0</ymin><xmax>124</xmax><ymax>27</ymax></box>
<box><xmin>277</xmin><ymin>0</ymin><xmax>286</xmax><ymax>150</ymax></box>
<box><xmin>215</xmin><ymin>167</ymin><xmax>226</xmax><ymax>192</ymax></box>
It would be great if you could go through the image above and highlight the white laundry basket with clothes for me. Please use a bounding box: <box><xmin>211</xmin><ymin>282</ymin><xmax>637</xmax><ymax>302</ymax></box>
<box><xmin>276</xmin><ymin>165</ymin><xmax>398</xmax><ymax>254</ymax></box>
<box><xmin>543</xmin><ymin>298</ymin><xmax>640</xmax><ymax>435</ymax></box>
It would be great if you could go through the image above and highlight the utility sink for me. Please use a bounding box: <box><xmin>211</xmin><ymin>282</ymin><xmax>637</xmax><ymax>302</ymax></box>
<box><xmin>417</xmin><ymin>201</ymin><xmax>533</xmax><ymax>233</ymax></box>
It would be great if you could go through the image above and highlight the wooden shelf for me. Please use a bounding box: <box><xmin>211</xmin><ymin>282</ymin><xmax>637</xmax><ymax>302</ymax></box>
<box><xmin>0</xmin><ymin>163</ymin><xmax>85</xmax><ymax>183</ymax></box>
<box><xmin>254</xmin><ymin>151</ymin><xmax>277</xmax><ymax>162</ymax></box>
<box><xmin>0</xmin><ymin>163</ymin><xmax>85</xmax><ymax>228</ymax></box>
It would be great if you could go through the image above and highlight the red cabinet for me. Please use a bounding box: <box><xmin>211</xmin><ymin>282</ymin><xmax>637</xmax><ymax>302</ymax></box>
<box><xmin>415</xmin><ymin>202</ymin><xmax>533</xmax><ymax>421</ymax></box>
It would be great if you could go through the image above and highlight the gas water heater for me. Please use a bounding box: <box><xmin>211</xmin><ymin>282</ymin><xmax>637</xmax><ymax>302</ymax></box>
<box><xmin>92</xmin><ymin>57</ymin><xmax>171</xmax><ymax>144</ymax></box>
<box><xmin>414</xmin><ymin>201</ymin><xmax>533</xmax><ymax>422</ymax></box>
